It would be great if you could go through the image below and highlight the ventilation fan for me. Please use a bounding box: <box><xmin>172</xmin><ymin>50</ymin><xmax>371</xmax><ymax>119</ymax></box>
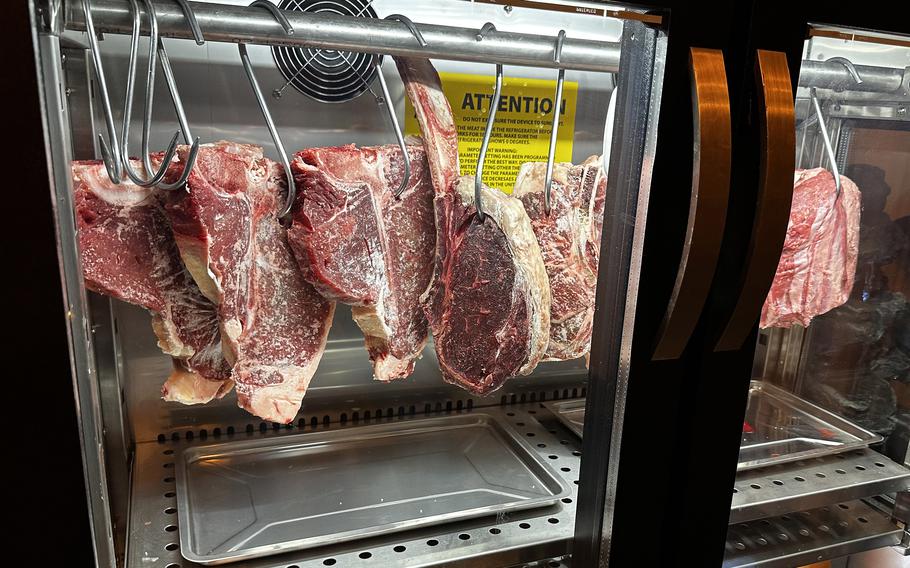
<box><xmin>271</xmin><ymin>0</ymin><xmax>381</xmax><ymax>103</ymax></box>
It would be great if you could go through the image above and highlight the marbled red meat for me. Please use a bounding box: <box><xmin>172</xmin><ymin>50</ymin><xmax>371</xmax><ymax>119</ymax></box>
<box><xmin>288</xmin><ymin>144</ymin><xmax>435</xmax><ymax>381</ymax></box>
<box><xmin>163</xmin><ymin>142</ymin><xmax>335</xmax><ymax>423</ymax></box>
<box><xmin>514</xmin><ymin>156</ymin><xmax>607</xmax><ymax>360</ymax></box>
<box><xmin>73</xmin><ymin>160</ymin><xmax>232</xmax><ymax>404</ymax></box>
<box><xmin>396</xmin><ymin>58</ymin><xmax>550</xmax><ymax>395</ymax></box>
<box><xmin>761</xmin><ymin>168</ymin><xmax>861</xmax><ymax>328</ymax></box>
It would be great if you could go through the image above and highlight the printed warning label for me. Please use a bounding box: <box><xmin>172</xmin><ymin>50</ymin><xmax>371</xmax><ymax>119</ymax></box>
<box><xmin>405</xmin><ymin>72</ymin><xmax>578</xmax><ymax>193</ymax></box>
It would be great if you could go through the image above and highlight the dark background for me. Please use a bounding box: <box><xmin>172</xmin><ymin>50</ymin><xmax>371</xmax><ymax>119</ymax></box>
<box><xmin>8</xmin><ymin>1</ymin><xmax>94</xmax><ymax>564</ymax></box>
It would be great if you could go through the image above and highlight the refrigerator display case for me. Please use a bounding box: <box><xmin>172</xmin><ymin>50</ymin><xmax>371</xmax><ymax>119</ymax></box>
<box><xmin>27</xmin><ymin>0</ymin><xmax>684</xmax><ymax>566</ymax></box>
<box><xmin>725</xmin><ymin>23</ymin><xmax>910</xmax><ymax>568</ymax></box>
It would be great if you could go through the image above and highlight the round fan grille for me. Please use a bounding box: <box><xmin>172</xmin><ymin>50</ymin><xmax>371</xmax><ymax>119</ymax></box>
<box><xmin>271</xmin><ymin>0</ymin><xmax>380</xmax><ymax>103</ymax></box>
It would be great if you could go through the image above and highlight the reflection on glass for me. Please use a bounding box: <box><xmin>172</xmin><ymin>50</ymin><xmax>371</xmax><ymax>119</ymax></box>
<box><xmin>756</xmin><ymin>28</ymin><xmax>910</xmax><ymax>465</ymax></box>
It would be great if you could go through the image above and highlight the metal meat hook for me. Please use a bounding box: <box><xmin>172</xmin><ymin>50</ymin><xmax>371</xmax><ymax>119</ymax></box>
<box><xmin>238</xmin><ymin>1</ymin><xmax>297</xmax><ymax>220</ymax></box>
<box><xmin>81</xmin><ymin>0</ymin><xmax>124</xmax><ymax>183</ymax></box>
<box><xmin>120</xmin><ymin>0</ymin><xmax>180</xmax><ymax>187</ymax></box>
<box><xmin>544</xmin><ymin>30</ymin><xmax>567</xmax><ymax>216</ymax></box>
<box><xmin>474</xmin><ymin>24</ymin><xmax>503</xmax><ymax>222</ymax></box>
<box><xmin>382</xmin><ymin>14</ymin><xmax>428</xmax><ymax>197</ymax></box>
<box><xmin>809</xmin><ymin>87</ymin><xmax>842</xmax><ymax>198</ymax></box>
<box><xmin>154</xmin><ymin>0</ymin><xmax>203</xmax><ymax>190</ymax></box>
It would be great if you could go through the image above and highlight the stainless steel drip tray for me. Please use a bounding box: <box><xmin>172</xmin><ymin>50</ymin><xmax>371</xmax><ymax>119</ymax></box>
<box><xmin>176</xmin><ymin>413</ymin><xmax>571</xmax><ymax>565</ymax></box>
<box><xmin>738</xmin><ymin>381</ymin><xmax>883</xmax><ymax>471</ymax></box>
<box><xmin>543</xmin><ymin>399</ymin><xmax>586</xmax><ymax>438</ymax></box>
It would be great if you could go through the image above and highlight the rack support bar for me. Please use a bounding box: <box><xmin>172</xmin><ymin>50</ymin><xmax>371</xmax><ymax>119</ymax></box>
<box><xmin>65</xmin><ymin>0</ymin><xmax>622</xmax><ymax>73</ymax></box>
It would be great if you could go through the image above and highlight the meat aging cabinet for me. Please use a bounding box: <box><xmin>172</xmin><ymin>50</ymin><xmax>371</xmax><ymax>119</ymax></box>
<box><xmin>27</xmin><ymin>0</ymin><xmax>910</xmax><ymax>566</ymax></box>
<box><xmin>31</xmin><ymin>0</ymin><xmax>668</xmax><ymax>566</ymax></box>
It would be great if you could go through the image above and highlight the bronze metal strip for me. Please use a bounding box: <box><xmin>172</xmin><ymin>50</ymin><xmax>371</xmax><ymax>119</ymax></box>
<box><xmin>653</xmin><ymin>48</ymin><xmax>731</xmax><ymax>360</ymax></box>
<box><xmin>715</xmin><ymin>50</ymin><xmax>796</xmax><ymax>352</ymax></box>
<box><xmin>472</xmin><ymin>0</ymin><xmax>663</xmax><ymax>24</ymax></box>
<box><xmin>809</xmin><ymin>28</ymin><xmax>910</xmax><ymax>49</ymax></box>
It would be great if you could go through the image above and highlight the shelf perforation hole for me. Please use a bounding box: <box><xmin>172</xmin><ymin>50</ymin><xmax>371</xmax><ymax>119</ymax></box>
<box><xmin>562</xmin><ymin>498</ymin><xmax>573</xmax><ymax>504</ymax></box>
<box><xmin>772</xmin><ymin>480</ymin><xmax>783</xmax><ymax>486</ymax></box>
<box><xmin>561</xmin><ymin>467</ymin><xmax>571</xmax><ymax>472</ymax></box>
<box><xmin>165</xmin><ymin>564</ymin><xmax>180</xmax><ymax>568</ymax></box>
<box><xmin>164</xmin><ymin>491</ymin><xmax>176</xmax><ymax>498</ymax></box>
<box><xmin>778</xmin><ymin>533</ymin><xmax>789</xmax><ymax>541</ymax></box>
<box><xmin>427</xmin><ymin>539</ymin><xmax>439</xmax><ymax>546</ymax></box>
<box><xmin>359</xmin><ymin>551</ymin><xmax>372</xmax><ymax>559</ymax></box>
<box><xmin>323</xmin><ymin>559</ymin><xmax>336</xmax><ymax>566</ymax></box>
<box><xmin>163</xmin><ymin>449</ymin><xmax>174</xmax><ymax>455</ymax></box>
<box><xmin>875</xmin><ymin>462</ymin><xmax>886</xmax><ymax>467</ymax></box>
<box><xmin>163</xmin><ymin>477</ymin><xmax>175</xmax><ymax>483</ymax></box>
<box><xmin>815</xmin><ymin>472</ymin><xmax>826</xmax><ymax>478</ymax></box>
<box><xmin>798</xmin><ymin>529</ymin><xmax>810</xmax><ymax>536</ymax></box>
<box><xmin>458</xmin><ymin>533</ymin><xmax>470</xmax><ymax>540</ymax></box>
<box><xmin>794</xmin><ymin>476</ymin><xmax>806</xmax><ymax>482</ymax></box>
<box><xmin>835</xmin><ymin>469</ymin><xmax>847</xmax><ymax>474</ymax></box>
<box><xmin>757</xmin><ymin>537</ymin><xmax>768</xmax><ymax>545</ymax></box>
<box><xmin>489</xmin><ymin>528</ymin><xmax>501</xmax><ymax>535</ymax></box>
<box><xmin>393</xmin><ymin>545</ymin><xmax>406</xmax><ymax>552</ymax></box>
<box><xmin>838</xmin><ymin>503</ymin><xmax>850</xmax><ymax>509</ymax></box>
<box><xmin>165</xmin><ymin>543</ymin><xmax>178</xmax><ymax>551</ymax></box>
<box><xmin>750</xmin><ymin>484</ymin><xmax>761</xmax><ymax>490</ymax></box>
<box><xmin>548</xmin><ymin>518</ymin><xmax>559</xmax><ymax>524</ymax></box>
<box><xmin>734</xmin><ymin>542</ymin><xmax>746</xmax><ymax>551</ymax></box>
<box><xmin>519</xmin><ymin>522</ymin><xmax>531</xmax><ymax>529</ymax></box>
<box><xmin>164</xmin><ymin>507</ymin><xmax>177</xmax><ymax>515</ymax></box>
<box><xmin>855</xmin><ymin>465</ymin><xmax>866</xmax><ymax>471</ymax></box>
<box><xmin>858</xmin><ymin>517</ymin><xmax>868</xmax><ymax>523</ymax></box>
<box><xmin>164</xmin><ymin>525</ymin><xmax>177</xmax><ymax>533</ymax></box>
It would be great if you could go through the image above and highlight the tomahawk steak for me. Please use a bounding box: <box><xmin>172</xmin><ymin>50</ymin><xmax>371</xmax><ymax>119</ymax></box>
<box><xmin>73</xmin><ymin>160</ymin><xmax>233</xmax><ymax>404</ymax></box>
<box><xmin>163</xmin><ymin>142</ymin><xmax>335</xmax><ymax>423</ymax></box>
<box><xmin>761</xmin><ymin>168</ymin><xmax>861</xmax><ymax>328</ymax></box>
<box><xmin>514</xmin><ymin>156</ymin><xmax>607</xmax><ymax>360</ymax></box>
<box><xmin>396</xmin><ymin>58</ymin><xmax>550</xmax><ymax>395</ymax></box>
<box><xmin>288</xmin><ymin>143</ymin><xmax>435</xmax><ymax>381</ymax></box>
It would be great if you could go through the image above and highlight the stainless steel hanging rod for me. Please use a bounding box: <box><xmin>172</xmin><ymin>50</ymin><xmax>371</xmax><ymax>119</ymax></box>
<box><xmin>799</xmin><ymin>60</ymin><xmax>907</xmax><ymax>94</ymax></box>
<box><xmin>63</xmin><ymin>0</ymin><xmax>622</xmax><ymax>73</ymax></box>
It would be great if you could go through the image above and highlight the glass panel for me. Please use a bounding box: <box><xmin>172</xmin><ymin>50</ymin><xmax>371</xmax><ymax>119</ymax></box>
<box><xmin>754</xmin><ymin>26</ymin><xmax>910</xmax><ymax>466</ymax></box>
<box><xmin>43</xmin><ymin>1</ymin><xmax>667</xmax><ymax>564</ymax></box>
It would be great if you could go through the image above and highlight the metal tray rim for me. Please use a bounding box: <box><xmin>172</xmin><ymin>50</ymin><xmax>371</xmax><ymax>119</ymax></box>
<box><xmin>736</xmin><ymin>380</ymin><xmax>884</xmax><ymax>472</ymax></box>
<box><xmin>542</xmin><ymin>399</ymin><xmax>586</xmax><ymax>438</ymax></box>
<box><xmin>176</xmin><ymin>412</ymin><xmax>572</xmax><ymax>565</ymax></box>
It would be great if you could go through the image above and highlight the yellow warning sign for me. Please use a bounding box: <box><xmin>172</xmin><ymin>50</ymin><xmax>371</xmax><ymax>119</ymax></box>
<box><xmin>405</xmin><ymin>72</ymin><xmax>578</xmax><ymax>193</ymax></box>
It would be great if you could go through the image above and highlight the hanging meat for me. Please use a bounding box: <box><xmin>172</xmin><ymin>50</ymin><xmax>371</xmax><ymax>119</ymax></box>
<box><xmin>513</xmin><ymin>156</ymin><xmax>607</xmax><ymax>360</ymax></box>
<box><xmin>396</xmin><ymin>57</ymin><xmax>550</xmax><ymax>395</ymax></box>
<box><xmin>287</xmin><ymin>143</ymin><xmax>435</xmax><ymax>381</ymax></box>
<box><xmin>73</xmin><ymin>160</ymin><xmax>233</xmax><ymax>404</ymax></box>
<box><xmin>162</xmin><ymin>141</ymin><xmax>335</xmax><ymax>424</ymax></box>
<box><xmin>760</xmin><ymin>168</ymin><xmax>862</xmax><ymax>328</ymax></box>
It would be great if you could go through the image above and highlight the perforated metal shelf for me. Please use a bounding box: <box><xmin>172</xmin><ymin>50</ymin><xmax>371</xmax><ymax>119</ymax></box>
<box><xmin>731</xmin><ymin>448</ymin><xmax>910</xmax><ymax>524</ymax></box>
<box><xmin>723</xmin><ymin>499</ymin><xmax>902</xmax><ymax>568</ymax></box>
<box><xmin>126</xmin><ymin>405</ymin><xmax>582</xmax><ymax>568</ymax></box>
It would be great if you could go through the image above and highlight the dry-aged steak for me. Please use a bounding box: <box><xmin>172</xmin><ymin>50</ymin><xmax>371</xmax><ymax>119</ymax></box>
<box><xmin>288</xmin><ymin>144</ymin><xmax>435</xmax><ymax>381</ymax></box>
<box><xmin>514</xmin><ymin>156</ymin><xmax>607</xmax><ymax>360</ymax></box>
<box><xmin>163</xmin><ymin>142</ymin><xmax>335</xmax><ymax>423</ymax></box>
<box><xmin>396</xmin><ymin>58</ymin><xmax>550</xmax><ymax>395</ymax></box>
<box><xmin>761</xmin><ymin>168</ymin><xmax>861</xmax><ymax>328</ymax></box>
<box><xmin>73</xmin><ymin>160</ymin><xmax>232</xmax><ymax>404</ymax></box>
